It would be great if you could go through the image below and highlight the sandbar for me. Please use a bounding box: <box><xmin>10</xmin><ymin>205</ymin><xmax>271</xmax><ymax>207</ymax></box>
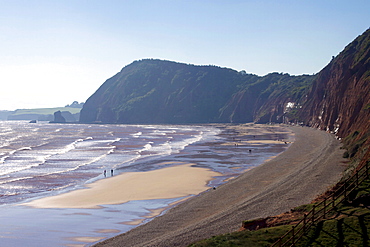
<box><xmin>24</xmin><ymin>163</ymin><xmax>220</xmax><ymax>209</ymax></box>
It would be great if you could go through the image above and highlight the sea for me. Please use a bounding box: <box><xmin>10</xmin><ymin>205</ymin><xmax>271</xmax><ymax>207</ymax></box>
<box><xmin>0</xmin><ymin>121</ymin><xmax>292</xmax><ymax>246</ymax></box>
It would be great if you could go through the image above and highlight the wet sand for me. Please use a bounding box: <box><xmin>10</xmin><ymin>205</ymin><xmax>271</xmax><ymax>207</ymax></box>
<box><xmin>24</xmin><ymin>163</ymin><xmax>220</xmax><ymax>209</ymax></box>
<box><xmin>94</xmin><ymin>126</ymin><xmax>347</xmax><ymax>247</ymax></box>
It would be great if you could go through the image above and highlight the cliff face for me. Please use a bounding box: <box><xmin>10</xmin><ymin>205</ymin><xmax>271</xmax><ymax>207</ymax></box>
<box><xmin>248</xmin><ymin>74</ymin><xmax>313</xmax><ymax>124</ymax></box>
<box><xmin>51</xmin><ymin>111</ymin><xmax>66</xmax><ymax>123</ymax></box>
<box><xmin>301</xmin><ymin>29</ymin><xmax>369</xmax><ymax>135</ymax></box>
<box><xmin>299</xmin><ymin>29</ymin><xmax>370</xmax><ymax>159</ymax></box>
<box><xmin>218</xmin><ymin>73</ymin><xmax>313</xmax><ymax>123</ymax></box>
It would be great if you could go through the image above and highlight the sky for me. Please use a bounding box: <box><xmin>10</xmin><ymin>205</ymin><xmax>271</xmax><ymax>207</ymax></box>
<box><xmin>0</xmin><ymin>1</ymin><xmax>369</xmax><ymax>111</ymax></box>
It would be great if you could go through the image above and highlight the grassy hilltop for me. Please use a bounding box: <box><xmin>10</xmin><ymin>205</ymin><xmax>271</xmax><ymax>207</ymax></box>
<box><xmin>11</xmin><ymin>107</ymin><xmax>81</xmax><ymax>116</ymax></box>
<box><xmin>3</xmin><ymin>101</ymin><xmax>84</xmax><ymax>121</ymax></box>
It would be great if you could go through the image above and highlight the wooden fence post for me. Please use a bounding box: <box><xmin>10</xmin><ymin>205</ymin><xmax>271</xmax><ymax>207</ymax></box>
<box><xmin>332</xmin><ymin>193</ymin><xmax>335</xmax><ymax>208</ymax></box>
<box><xmin>312</xmin><ymin>205</ymin><xmax>315</xmax><ymax>222</ymax></box>
<box><xmin>275</xmin><ymin>237</ymin><xmax>281</xmax><ymax>247</ymax></box>
<box><xmin>333</xmin><ymin>192</ymin><xmax>335</xmax><ymax>208</ymax></box>
<box><xmin>323</xmin><ymin>198</ymin><xmax>326</xmax><ymax>219</ymax></box>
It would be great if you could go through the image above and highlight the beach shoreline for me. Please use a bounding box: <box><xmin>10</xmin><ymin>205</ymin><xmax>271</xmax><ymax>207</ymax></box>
<box><xmin>94</xmin><ymin>126</ymin><xmax>347</xmax><ymax>247</ymax></box>
<box><xmin>23</xmin><ymin>163</ymin><xmax>221</xmax><ymax>209</ymax></box>
<box><xmin>22</xmin><ymin>123</ymin><xmax>292</xmax><ymax>211</ymax></box>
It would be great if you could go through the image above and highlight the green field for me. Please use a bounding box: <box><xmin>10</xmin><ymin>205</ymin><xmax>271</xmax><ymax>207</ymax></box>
<box><xmin>12</xmin><ymin>107</ymin><xmax>82</xmax><ymax>115</ymax></box>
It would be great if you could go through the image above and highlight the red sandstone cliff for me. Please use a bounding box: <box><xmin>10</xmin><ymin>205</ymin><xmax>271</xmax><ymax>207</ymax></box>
<box><xmin>299</xmin><ymin>28</ymin><xmax>370</xmax><ymax>159</ymax></box>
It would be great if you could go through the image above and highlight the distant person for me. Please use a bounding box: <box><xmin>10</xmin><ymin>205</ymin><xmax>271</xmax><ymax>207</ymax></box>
<box><xmin>104</xmin><ymin>170</ymin><xmax>106</xmax><ymax>177</ymax></box>
<box><xmin>111</xmin><ymin>169</ymin><xmax>114</xmax><ymax>176</ymax></box>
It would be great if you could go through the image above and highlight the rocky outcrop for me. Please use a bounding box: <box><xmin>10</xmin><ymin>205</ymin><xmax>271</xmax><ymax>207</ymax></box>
<box><xmin>61</xmin><ymin>111</ymin><xmax>77</xmax><ymax>122</ymax></box>
<box><xmin>48</xmin><ymin>111</ymin><xmax>78</xmax><ymax>123</ymax></box>
<box><xmin>51</xmin><ymin>111</ymin><xmax>66</xmax><ymax>123</ymax></box>
<box><xmin>6</xmin><ymin>106</ymin><xmax>81</xmax><ymax>122</ymax></box>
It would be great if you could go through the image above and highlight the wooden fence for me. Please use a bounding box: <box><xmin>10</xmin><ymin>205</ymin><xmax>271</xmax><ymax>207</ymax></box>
<box><xmin>271</xmin><ymin>160</ymin><xmax>370</xmax><ymax>247</ymax></box>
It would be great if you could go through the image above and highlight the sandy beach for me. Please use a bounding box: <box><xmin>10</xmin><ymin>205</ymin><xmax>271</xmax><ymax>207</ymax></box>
<box><xmin>24</xmin><ymin>163</ymin><xmax>220</xmax><ymax>209</ymax></box>
<box><xmin>94</xmin><ymin>126</ymin><xmax>347</xmax><ymax>247</ymax></box>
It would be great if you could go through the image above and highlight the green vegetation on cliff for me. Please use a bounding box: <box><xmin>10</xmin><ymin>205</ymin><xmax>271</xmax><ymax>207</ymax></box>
<box><xmin>80</xmin><ymin>59</ymin><xmax>313</xmax><ymax>124</ymax></box>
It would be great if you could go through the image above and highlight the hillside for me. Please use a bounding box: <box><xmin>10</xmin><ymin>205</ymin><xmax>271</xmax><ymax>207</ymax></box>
<box><xmin>220</xmin><ymin>72</ymin><xmax>313</xmax><ymax>123</ymax></box>
<box><xmin>79</xmin><ymin>60</ymin><xmax>313</xmax><ymax>124</ymax></box>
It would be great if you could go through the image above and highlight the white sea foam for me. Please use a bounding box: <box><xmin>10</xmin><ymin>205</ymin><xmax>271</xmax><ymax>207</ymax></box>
<box><xmin>131</xmin><ymin>132</ymin><xmax>142</xmax><ymax>138</ymax></box>
<box><xmin>141</xmin><ymin>143</ymin><xmax>153</xmax><ymax>152</ymax></box>
<box><xmin>0</xmin><ymin>122</ymin><xmax>226</xmax><ymax>206</ymax></box>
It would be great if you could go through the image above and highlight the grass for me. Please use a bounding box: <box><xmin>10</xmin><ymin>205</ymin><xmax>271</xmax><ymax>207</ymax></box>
<box><xmin>189</xmin><ymin>178</ymin><xmax>370</xmax><ymax>247</ymax></box>
<box><xmin>296</xmin><ymin>179</ymin><xmax>370</xmax><ymax>247</ymax></box>
<box><xmin>298</xmin><ymin>208</ymin><xmax>370</xmax><ymax>247</ymax></box>
<box><xmin>189</xmin><ymin>225</ymin><xmax>291</xmax><ymax>247</ymax></box>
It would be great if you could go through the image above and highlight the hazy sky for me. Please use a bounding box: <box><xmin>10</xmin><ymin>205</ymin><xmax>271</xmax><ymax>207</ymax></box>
<box><xmin>0</xmin><ymin>1</ymin><xmax>369</xmax><ymax>110</ymax></box>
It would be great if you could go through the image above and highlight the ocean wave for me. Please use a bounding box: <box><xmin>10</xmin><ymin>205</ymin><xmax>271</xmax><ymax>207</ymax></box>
<box><xmin>133</xmin><ymin>132</ymin><xmax>143</xmax><ymax>138</ymax></box>
<box><xmin>0</xmin><ymin>122</ymin><xmax>225</xmax><ymax>205</ymax></box>
<box><xmin>0</xmin><ymin>176</ymin><xmax>34</xmax><ymax>185</ymax></box>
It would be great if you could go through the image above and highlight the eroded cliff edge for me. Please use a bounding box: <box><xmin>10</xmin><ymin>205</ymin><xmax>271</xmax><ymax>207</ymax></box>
<box><xmin>299</xmin><ymin>28</ymin><xmax>370</xmax><ymax>160</ymax></box>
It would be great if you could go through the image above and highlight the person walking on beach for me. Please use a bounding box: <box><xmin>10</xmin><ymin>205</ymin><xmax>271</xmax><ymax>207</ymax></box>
<box><xmin>104</xmin><ymin>170</ymin><xmax>107</xmax><ymax>177</ymax></box>
<box><xmin>111</xmin><ymin>169</ymin><xmax>114</xmax><ymax>176</ymax></box>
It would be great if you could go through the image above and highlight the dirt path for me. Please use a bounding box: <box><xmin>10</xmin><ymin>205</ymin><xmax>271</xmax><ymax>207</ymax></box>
<box><xmin>94</xmin><ymin>126</ymin><xmax>347</xmax><ymax>247</ymax></box>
